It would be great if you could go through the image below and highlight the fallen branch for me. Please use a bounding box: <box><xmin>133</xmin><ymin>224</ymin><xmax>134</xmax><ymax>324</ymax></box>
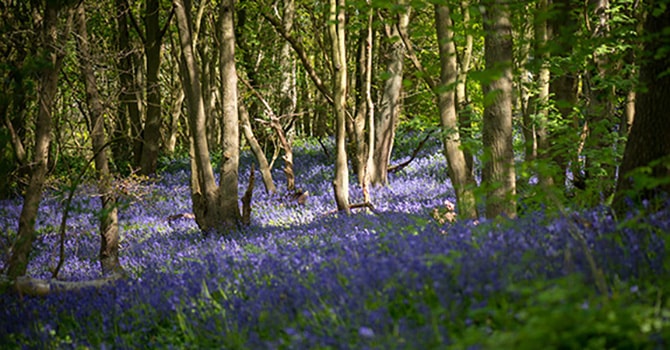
<box><xmin>388</xmin><ymin>130</ymin><xmax>435</xmax><ymax>174</ymax></box>
<box><xmin>10</xmin><ymin>275</ymin><xmax>124</xmax><ymax>297</ymax></box>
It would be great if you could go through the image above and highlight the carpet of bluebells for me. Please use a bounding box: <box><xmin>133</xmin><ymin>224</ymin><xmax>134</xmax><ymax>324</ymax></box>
<box><xmin>1</xmin><ymin>137</ymin><xmax>670</xmax><ymax>349</ymax></box>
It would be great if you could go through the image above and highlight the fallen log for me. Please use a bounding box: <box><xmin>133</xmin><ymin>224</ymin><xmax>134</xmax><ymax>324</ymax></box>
<box><xmin>3</xmin><ymin>275</ymin><xmax>124</xmax><ymax>297</ymax></box>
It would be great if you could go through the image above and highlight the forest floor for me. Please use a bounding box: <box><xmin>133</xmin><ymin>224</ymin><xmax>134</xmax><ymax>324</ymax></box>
<box><xmin>0</xmin><ymin>137</ymin><xmax>668</xmax><ymax>349</ymax></box>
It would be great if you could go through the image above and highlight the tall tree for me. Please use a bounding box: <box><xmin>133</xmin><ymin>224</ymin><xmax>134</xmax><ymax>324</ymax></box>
<box><xmin>329</xmin><ymin>0</ymin><xmax>350</xmax><ymax>213</ymax></box>
<box><xmin>6</xmin><ymin>1</ymin><xmax>73</xmax><ymax>280</ymax></box>
<box><xmin>173</xmin><ymin>0</ymin><xmax>240</xmax><ymax>233</ymax></box>
<box><xmin>218</xmin><ymin>0</ymin><xmax>242</xmax><ymax>227</ymax></box>
<box><xmin>351</xmin><ymin>0</ymin><xmax>375</xmax><ymax>202</ymax></box>
<box><xmin>138</xmin><ymin>0</ymin><xmax>169</xmax><ymax>175</ymax></box>
<box><xmin>482</xmin><ymin>0</ymin><xmax>516</xmax><ymax>219</ymax></box>
<box><xmin>613</xmin><ymin>0</ymin><xmax>670</xmax><ymax>213</ymax></box>
<box><xmin>548</xmin><ymin>0</ymin><xmax>580</xmax><ymax>190</ymax></box>
<box><xmin>435</xmin><ymin>3</ymin><xmax>478</xmax><ymax>219</ymax></box>
<box><xmin>278</xmin><ymin>0</ymin><xmax>297</xmax><ymax>191</ymax></box>
<box><xmin>74</xmin><ymin>2</ymin><xmax>125</xmax><ymax>276</ymax></box>
<box><xmin>113</xmin><ymin>0</ymin><xmax>143</xmax><ymax>169</ymax></box>
<box><xmin>370</xmin><ymin>0</ymin><xmax>410</xmax><ymax>186</ymax></box>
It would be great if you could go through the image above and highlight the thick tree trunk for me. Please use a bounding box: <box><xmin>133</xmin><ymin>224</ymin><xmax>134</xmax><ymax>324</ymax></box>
<box><xmin>139</xmin><ymin>0</ymin><xmax>164</xmax><ymax>175</ymax></box>
<box><xmin>613</xmin><ymin>3</ymin><xmax>670</xmax><ymax>213</ymax></box>
<box><xmin>371</xmin><ymin>0</ymin><xmax>409</xmax><ymax>186</ymax></box>
<box><xmin>482</xmin><ymin>0</ymin><xmax>516</xmax><ymax>219</ymax></box>
<box><xmin>6</xmin><ymin>2</ymin><xmax>70</xmax><ymax>280</ymax></box>
<box><xmin>330</xmin><ymin>0</ymin><xmax>350</xmax><ymax>213</ymax></box>
<box><xmin>174</xmin><ymin>0</ymin><xmax>222</xmax><ymax>233</ymax></box>
<box><xmin>74</xmin><ymin>4</ymin><xmax>125</xmax><ymax>276</ymax></box>
<box><xmin>435</xmin><ymin>4</ymin><xmax>478</xmax><ymax>220</ymax></box>
<box><xmin>217</xmin><ymin>0</ymin><xmax>241</xmax><ymax>228</ymax></box>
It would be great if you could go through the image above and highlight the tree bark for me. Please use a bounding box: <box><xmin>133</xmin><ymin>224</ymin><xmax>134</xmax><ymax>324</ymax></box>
<box><xmin>352</xmin><ymin>2</ymin><xmax>375</xmax><ymax>202</ymax></box>
<box><xmin>534</xmin><ymin>0</ymin><xmax>553</xmax><ymax>188</ymax></box>
<box><xmin>371</xmin><ymin>0</ymin><xmax>409</xmax><ymax>186</ymax></box>
<box><xmin>457</xmin><ymin>0</ymin><xmax>475</xmax><ymax>175</ymax></box>
<box><xmin>114</xmin><ymin>0</ymin><xmax>143</xmax><ymax>170</ymax></box>
<box><xmin>217</xmin><ymin>0</ymin><xmax>242</xmax><ymax>228</ymax></box>
<box><xmin>139</xmin><ymin>0</ymin><xmax>165</xmax><ymax>175</ymax></box>
<box><xmin>613</xmin><ymin>2</ymin><xmax>670</xmax><ymax>213</ymax></box>
<box><xmin>548</xmin><ymin>0</ymin><xmax>580</xmax><ymax>190</ymax></box>
<box><xmin>582</xmin><ymin>0</ymin><xmax>617</xmax><ymax>202</ymax></box>
<box><xmin>278</xmin><ymin>0</ymin><xmax>297</xmax><ymax>191</ymax></box>
<box><xmin>74</xmin><ymin>3</ymin><xmax>125</xmax><ymax>276</ymax></box>
<box><xmin>482</xmin><ymin>0</ymin><xmax>516</xmax><ymax>219</ymax></box>
<box><xmin>239</xmin><ymin>100</ymin><xmax>276</xmax><ymax>194</ymax></box>
<box><xmin>435</xmin><ymin>4</ymin><xmax>478</xmax><ymax>220</ymax></box>
<box><xmin>7</xmin><ymin>1</ymin><xmax>71</xmax><ymax>280</ymax></box>
<box><xmin>174</xmin><ymin>0</ymin><xmax>223</xmax><ymax>233</ymax></box>
<box><xmin>329</xmin><ymin>0</ymin><xmax>350</xmax><ymax>213</ymax></box>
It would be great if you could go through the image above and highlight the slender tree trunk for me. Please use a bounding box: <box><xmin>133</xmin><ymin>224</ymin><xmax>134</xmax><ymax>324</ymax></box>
<box><xmin>371</xmin><ymin>0</ymin><xmax>409</xmax><ymax>186</ymax></box>
<box><xmin>482</xmin><ymin>0</ymin><xmax>516</xmax><ymax>219</ymax></box>
<box><xmin>583</xmin><ymin>0</ymin><xmax>617</xmax><ymax>202</ymax></box>
<box><xmin>352</xmin><ymin>3</ymin><xmax>375</xmax><ymax>200</ymax></box>
<box><xmin>329</xmin><ymin>0</ymin><xmax>350</xmax><ymax>213</ymax></box>
<box><xmin>217</xmin><ymin>0</ymin><xmax>241</xmax><ymax>228</ymax></box>
<box><xmin>74</xmin><ymin>4</ymin><xmax>125</xmax><ymax>276</ymax></box>
<box><xmin>115</xmin><ymin>0</ymin><xmax>143</xmax><ymax>169</ymax></box>
<box><xmin>139</xmin><ymin>0</ymin><xmax>163</xmax><ymax>175</ymax></box>
<box><xmin>534</xmin><ymin>0</ymin><xmax>552</xmax><ymax>188</ymax></box>
<box><xmin>613</xmin><ymin>3</ymin><xmax>670</xmax><ymax>213</ymax></box>
<box><xmin>240</xmin><ymin>100</ymin><xmax>276</xmax><ymax>194</ymax></box>
<box><xmin>435</xmin><ymin>4</ymin><xmax>478</xmax><ymax>220</ymax></box>
<box><xmin>279</xmin><ymin>0</ymin><xmax>297</xmax><ymax>191</ymax></box>
<box><xmin>457</xmin><ymin>0</ymin><xmax>475</xmax><ymax>175</ymax></box>
<box><xmin>7</xmin><ymin>2</ymin><xmax>70</xmax><ymax>280</ymax></box>
<box><xmin>549</xmin><ymin>0</ymin><xmax>580</xmax><ymax>190</ymax></box>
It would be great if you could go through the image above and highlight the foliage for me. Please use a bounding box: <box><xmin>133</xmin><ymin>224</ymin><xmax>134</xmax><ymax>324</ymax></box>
<box><xmin>1</xmin><ymin>143</ymin><xmax>668</xmax><ymax>348</ymax></box>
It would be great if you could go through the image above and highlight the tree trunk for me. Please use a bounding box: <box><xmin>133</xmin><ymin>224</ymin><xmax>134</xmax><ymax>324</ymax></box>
<box><xmin>352</xmin><ymin>2</ymin><xmax>375</xmax><ymax>203</ymax></box>
<box><xmin>239</xmin><ymin>100</ymin><xmax>276</xmax><ymax>194</ymax></box>
<box><xmin>74</xmin><ymin>3</ymin><xmax>125</xmax><ymax>276</ymax></box>
<box><xmin>114</xmin><ymin>0</ymin><xmax>142</xmax><ymax>170</ymax></box>
<box><xmin>174</xmin><ymin>0</ymin><xmax>223</xmax><ymax>233</ymax></box>
<box><xmin>217</xmin><ymin>0</ymin><xmax>241</xmax><ymax>228</ymax></box>
<box><xmin>482</xmin><ymin>0</ymin><xmax>516</xmax><ymax>219</ymax></box>
<box><xmin>435</xmin><ymin>4</ymin><xmax>478</xmax><ymax>220</ymax></box>
<box><xmin>548</xmin><ymin>0</ymin><xmax>580</xmax><ymax>190</ymax></box>
<box><xmin>371</xmin><ymin>0</ymin><xmax>409</xmax><ymax>186</ymax></box>
<box><xmin>534</xmin><ymin>0</ymin><xmax>552</xmax><ymax>188</ymax></box>
<box><xmin>139</xmin><ymin>0</ymin><xmax>164</xmax><ymax>175</ymax></box>
<box><xmin>329</xmin><ymin>0</ymin><xmax>350</xmax><ymax>213</ymax></box>
<box><xmin>613</xmin><ymin>3</ymin><xmax>670</xmax><ymax>213</ymax></box>
<box><xmin>457</xmin><ymin>0</ymin><xmax>475</xmax><ymax>175</ymax></box>
<box><xmin>582</xmin><ymin>0</ymin><xmax>617</xmax><ymax>203</ymax></box>
<box><xmin>7</xmin><ymin>1</ymin><xmax>71</xmax><ymax>280</ymax></box>
<box><xmin>279</xmin><ymin>0</ymin><xmax>297</xmax><ymax>192</ymax></box>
